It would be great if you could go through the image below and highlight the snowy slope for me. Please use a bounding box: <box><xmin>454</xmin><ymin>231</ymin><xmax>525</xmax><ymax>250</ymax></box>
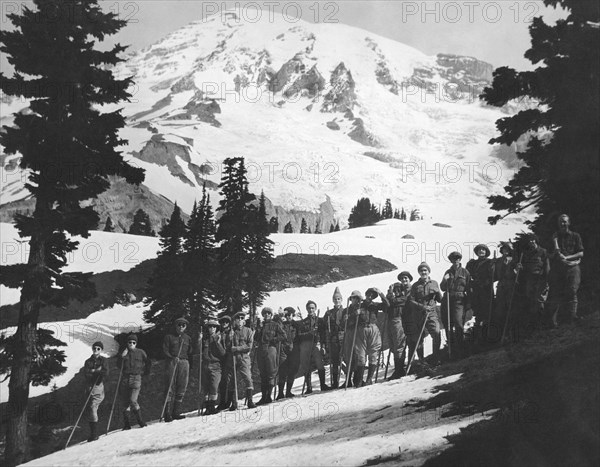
<box><xmin>1</xmin><ymin>10</ymin><xmax>520</xmax><ymax>226</ymax></box>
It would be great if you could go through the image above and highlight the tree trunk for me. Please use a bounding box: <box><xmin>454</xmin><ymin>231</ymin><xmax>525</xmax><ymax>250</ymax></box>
<box><xmin>5</xmin><ymin>229</ymin><xmax>45</xmax><ymax>466</ymax></box>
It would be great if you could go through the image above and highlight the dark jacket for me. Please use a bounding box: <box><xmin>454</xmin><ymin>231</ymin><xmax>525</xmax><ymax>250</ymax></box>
<box><xmin>202</xmin><ymin>333</ymin><xmax>226</xmax><ymax>364</ymax></box>
<box><xmin>296</xmin><ymin>315</ymin><xmax>321</xmax><ymax>343</ymax></box>
<box><xmin>119</xmin><ymin>348</ymin><xmax>151</xmax><ymax>376</ymax></box>
<box><xmin>441</xmin><ymin>266</ymin><xmax>471</xmax><ymax>297</ymax></box>
<box><xmin>258</xmin><ymin>320</ymin><xmax>287</xmax><ymax>348</ymax></box>
<box><xmin>522</xmin><ymin>246</ymin><xmax>549</xmax><ymax>276</ymax></box>
<box><xmin>83</xmin><ymin>354</ymin><xmax>109</xmax><ymax>385</ymax></box>
<box><xmin>386</xmin><ymin>287</ymin><xmax>411</xmax><ymax>318</ymax></box>
<box><xmin>411</xmin><ymin>278</ymin><xmax>442</xmax><ymax>306</ymax></box>
<box><xmin>163</xmin><ymin>332</ymin><xmax>194</xmax><ymax>361</ymax></box>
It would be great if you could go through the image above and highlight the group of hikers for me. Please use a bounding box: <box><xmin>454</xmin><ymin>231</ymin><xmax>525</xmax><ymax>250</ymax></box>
<box><xmin>81</xmin><ymin>214</ymin><xmax>583</xmax><ymax>442</ymax></box>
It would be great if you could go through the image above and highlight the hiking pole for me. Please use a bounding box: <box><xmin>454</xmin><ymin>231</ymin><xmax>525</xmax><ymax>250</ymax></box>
<box><xmin>198</xmin><ymin>330</ymin><xmax>203</xmax><ymax>416</ymax></box>
<box><xmin>384</xmin><ymin>347</ymin><xmax>392</xmax><ymax>379</ymax></box>
<box><xmin>105</xmin><ymin>361</ymin><xmax>124</xmax><ymax>435</ymax></box>
<box><xmin>232</xmin><ymin>347</ymin><xmax>239</xmax><ymax>409</ymax></box>
<box><xmin>326</xmin><ymin>313</ymin><xmax>333</xmax><ymax>387</ymax></box>
<box><xmin>274</xmin><ymin>341</ymin><xmax>282</xmax><ymax>400</ymax></box>
<box><xmin>344</xmin><ymin>308</ymin><xmax>360</xmax><ymax>390</ymax></box>
<box><xmin>502</xmin><ymin>253</ymin><xmax>524</xmax><ymax>344</ymax></box>
<box><xmin>341</xmin><ymin>297</ymin><xmax>351</xmax><ymax>386</ymax></box>
<box><xmin>486</xmin><ymin>252</ymin><xmax>497</xmax><ymax>341</ymax></box>
<box><xmin>65</xmin><ymin>376</ymin><xmax>99</xmax><ymax>449</ymax></box>
<box><xmin>406</xmin><ymin>309</ymin><xmax>429</xmax><ymax>375</ymax></box>
<box><xmin>160</xmin><ymin>340</ymin><xmax>184</xmax><ymax>422</ymax></box>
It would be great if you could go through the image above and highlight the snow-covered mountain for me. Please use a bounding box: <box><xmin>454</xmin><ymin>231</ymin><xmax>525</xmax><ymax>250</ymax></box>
<box><xmin>1</xmin><ymin>11</ymin><xmax>520</xmax><ymax>231</ymax></box>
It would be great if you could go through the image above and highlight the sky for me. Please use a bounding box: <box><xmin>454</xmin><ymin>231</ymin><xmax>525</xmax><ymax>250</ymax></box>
<box><xmin>0</xmin><ymin>0</ymin><xmax>568</xmax><ymax>74</ymax></box>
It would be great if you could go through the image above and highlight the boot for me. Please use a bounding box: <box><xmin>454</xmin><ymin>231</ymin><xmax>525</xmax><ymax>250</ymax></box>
<box><xmin>331</xmin><ymin>366</ymin><xmax>339</xmax><ymax>389</ymax></box>
<box><xmin>256</xmin><ymin>383</ymin><xmax>268</xmax><ymax>406</ymax></box>
<box><xmin>172</xmin><ymin>401</ymin><xmax>186</xmax><ymax>420</ymax></box>
<box><xmin>276</xmin><ymin>382</ymin><xmax>286</xmax><ymax>400</ymax></box>
<box><xmin>365</xmin><ymin>364</ymin><xmax>377</xmax><ymax>385</ymax></box>
<box><xmin>87</xmin><ymin>421</ymin><xmax>98</xmax><ymax>442</ymax></box>
<box><xmin>304</xmin><ymin>374</ymin><xmax>313</xmax><ymax>394</ymax></box>
<box><xmin>229</xmin><ymin>395</ymin><xmax>238</xmax><ymax>411</ymax></box>
<box><xmin>285</xmin><ymin>379</ymin><xmax>295</xmax><ymax>398</ymax></box>
<box><xmin>318</xmin><ymin>369</ymin><xmax>331</xmax><ymax>391</ymax></box>
<box><xmin>133</xmin><ymin>409</ymin><xmax>147</xmax><ymax>428</ymax></box>
<box><xmin>163</xmin><ymin>402</ymin><xmax>173</xmax><ymax>422</ymax></box>
<box><xmin>216</xmin><ymin>393</ymin><xmax>231</xmax><ymax>412</ymax></box>
<box><xmin>204</xmin><ymin>400</ymin><xmax>214</xmax><ymax>415</ymax></box>
<box><xmin>264</xmin><ymin>384</ymin><xmax>273</xmax><ymax>404</ymax></box>
<box><xmin>389</xmin><ymin>357</ymin><xmax>405</xmax><ymax>380</ymax></box>
<box><xmin>122</xmin><ymin>410</ymin><xmax>131</xmax><ymax>430</ymax></box>
<box><xmin>353</xmin><ymin>366</ymin><xmax>365</xmax><ymax>388</ymax></box>
<box><xmin>246</xmin><ymin>388</ymin><xmax>256</xmax><ymax>409</ymax></box>
<box><xmin>344</xmin><ymin>370</ymin><xmax>353</xmax><ymax>388</ymax></box>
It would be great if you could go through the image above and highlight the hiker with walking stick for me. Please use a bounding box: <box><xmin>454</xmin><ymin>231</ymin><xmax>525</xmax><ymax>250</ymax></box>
<box><xmin>441</xmin><ymin>253</ymin><xmax>471</xmax><ymax>359</ymax></box>
<box><xmin>466</xmin><ymin>244</ymin><xmax>494</xmax><ymax>346</ymax></box>
<box><xmin>322</xmin><ymin>287</ymin><xmax>345</xmax><ymax>389</ymax></box>
<box><xmin>277</xmin><ymin>307</ymin><xmax>300</xmax><ymax>398</ymax></box>
<box><xmin>200</xmin><ymin>315</ymin><xmax>226</xmax><ymax>415</ymax></box>
<box><xmin>81</xmin><ymin>341</ymin><xmax>108</xmax><ymax>442</ymax></box>
<box><xmin>216</xmin><ymin>316</ymin><xmax>233</xmax><ymax>411</ymax></box>
<box><xmin>222</xmin><ymin>312</ymin><xmax>256</xmax><ymax>410</ymax></box>
<box><xmin>344</xmin><ymin>291</ymin><xmax>364</xmax><ymax>388</ymax></box>
<box><xmin>410</xmin><ymin>262</ymin><xmax>443</xmax><ymax>366</ymax></box>
<box><xmin>256</xmin><ymin>307</ymin><xmax>287</xmax><ymax>405</ymax></box>
<box><xmin>491</xmin><ymin>242</ymin><xmax>516</xmax><ymax>343</ymax></box>
<box><xmin>385</xmin><ymin>272</ymin><xmax>412</xmax><ymax>380</ymax></box>
<box><xmin>297</xmin><ymin>302</ymin><xmax>330</xmax><ymax>394</ymax></box>
<box><xmin>118</xmin><ymin>333</ymin><xmax>151</xmax><ymax>430</ymax></box>
<box><xmin>162</xmin><ymin>317</ymin><xmax>193</xmax><ymax>422</ymax></box>
<box><xmin>361</xmin><ymin>288</ymin><xmax>386</xmax><ymax>385</ymax></box>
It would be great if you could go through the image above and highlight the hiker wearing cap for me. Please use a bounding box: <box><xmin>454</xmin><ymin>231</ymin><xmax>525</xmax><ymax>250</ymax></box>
<box><xmin>296</xmin><ymin>301</ymin><xmax>331</xmax><ymax>393</ymax></box>
<box><xmin>386</xmin><ymin>272</ymin><xmax>413</xmax><ymax>379</ymax></box>
<box><xmin>216</xmin><ymin>316</ymin><xmax>233</xmax><ymax>411</ymax></box>
<box><xmin>118</xmin><ymin>333</ymin><xmax>151</xmax><ymax>430</ymax></box>
<box><xmin>83</xmin><ymin>341</ymin><xmax>109</xmax><ymax>442</ymax></box>
<box><xmin>256</xmin><ymin>307</ymin><xmax>287</xmax><ymax>405</ymax></box>
<box><xmin>201</xmin><ymin>316</ymin><xmax>226</xmax><ymax>415</ymax></box>
<box><xmin>162</xmin><ymin>317</ymin><xmax>194</xmax><ymax>422</ymax></box>
<box><xmin>278</xmin><ymin>307</ymin><xmax>300</xmax><ymax>398</ymax></box>
<box><xmin>515</xmin><ymin>234</ymin><xmax>549</xmax><ymax>336</ymax></box>
<box><xmin>342</xmin><ymin>290</ymin><xmax>366</xmax><ymax>386</ymax></box>
<box><xmin>491</xmin><ymin>242</ymin><xmax>517</xmax><ymax>341</ymax></box>
<box><xmin>441</xmin><ymin>252</ymin><xmax>472</xmax><ymax>355</ymax></box>
<box><xmin>466</xmin><ymin>244</ymin><xmax>494</xmax><ymax>337</ymax></box>
<box><xmin>222</xmin><ymin>312</ymin><xmax>255</xmax><ymax>410</ymax></box>
<box><xmin>322</xmin><ymin>287</ymin><xmax>345</xmax><ymax>388</ymax></box>
<box><xmin>548</xmin><ymin>214</ymin><xmax>584</xmax><ymax>326</ymax></box>
<box><xmin>410</xmin><ymin>262</ymin><xmax>443</xmax><ymax>365</ymax></box>
<box><xmin>360</xmin><ymin>288</ymin><xmax>387</xmax><ymax>385</ymax></box>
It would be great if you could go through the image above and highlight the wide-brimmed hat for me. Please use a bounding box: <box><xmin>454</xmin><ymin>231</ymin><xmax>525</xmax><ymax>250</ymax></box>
<box><xmin>174</xmin><ymin>317</ymin><xmax>189</xmax><ymax>326</ymax></box>
<box><xmin>350</xmin><ymin>290</ymin><xmax>363</xmax><ymax>300</ymax></box>
<box><xmin>397</xmin><ymin>271</ymin><xmax>413</xmax><ymax>281</ymax></box>
<box><xmin>474</xmin><ymin>244</ymin><xmax>491</xmax><ymax>258</ymax></box>
<box><xmin>261</xmin><ymin>307</ymin><xmax>274</xmax><ymax>317</ymax></box>
<box><xmin>448</xmin><ymin>251</ymin><xmax>462</xmax><ymax>262</ymax></box>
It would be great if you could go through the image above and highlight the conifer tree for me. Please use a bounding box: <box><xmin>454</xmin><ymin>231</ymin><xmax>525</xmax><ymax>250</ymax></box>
<box><xmin>129</xmin><ymin>209</ymin><xmax>154</xmax><ymax>236</ymax></box>
<box><xmin>300</xmin><ymin>218</ymin><xmax>308</xmax><ymax>234</ymax></box>
<box><xmin>144</xmin><ymin>204</ymin><xmax>188</xmax><ymax>329</ymax></box>
<box><xmin>103</xmin><ymin>215</ymin><xmax>115</xmax><ymax>232</ymax></box>
<box><xmin>348</xmin><ymin>198</ymin><xmax>381</xmax><ymax>228</ymax></box>
<box><xmin>330</xmin><ymin>223</ymin><xmax>335</xmax><ymax>233</ymax></box>
<box><xmin>382</xmin><ymin>199</ymin><xmax>393</xmax><ymax>219</ymax></box>
<box><xmin>410</xmin><ymin>209</ymin><xmax>421</xmax><ymax>221</ymax></box>
<box><xmin>284</xmin><ymin>221</ymin><xmax>294</xmax><ymax>233</ymax></box>
<box><xmin>0</xmin><ymin>1</ymin><xmax>143</xmax><ymax>463</ymax></box>
<box><xmin>401</xmin><ymin>207</ymin><xmax>407</xmax><ymax>220</ymax></box>
<box><xmin>269</xmin><ymin>216</ymin><xmax>279</xmax><ymax>233</ymax></box>
<box><xmin>334</xmin><ymin>222</ymin><xmax>340</xmax><ymax>232</ymax></box>
<box><xmin>393</xmin><ymin>209</ymin><xmax>400</xmax><ymax>219</ymax></box>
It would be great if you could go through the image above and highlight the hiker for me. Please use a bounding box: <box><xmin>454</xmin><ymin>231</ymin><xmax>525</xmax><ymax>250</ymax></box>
<box><xmin>296</xmin><ymin>301</ymin><xmax>330</xmax><ymax>393</ymax></box>
<box><xmin>386</xmin><ymin>272</ymin><xmax>412</xmax><ymax>379</ymax></box>
<box><xmin>277</xmin><ymin>307</ymin><xmax>300</xmax><ymax>398</ymax></box>
<box><xmin>162</xmin><ymin>317</ymin><xmax>194</xmax><ymax>422</ymax></box>
<box><xmin>322</xmin><ymin>287</ymin><xmax>345</xmax><ymax>388</ymax></box>
<box><xmin>342</xmin><ymin>290</ymin><xmax>366</xmax><ymax>387</ymax></box>
<box><xmin>201</xmin><ymin>316</ymin><xmax>226</xmax><ymax>415</ymax></box>
<box><xmin>222</xmin><ymin>312</ymin><xmax>256</xmax><ymax>410</ymax></box>
<box><xmin>548</xmin><ymin>214</ymin><xmax>584</xmax><ymax>326</ymax></box>
<box><xmin>83</xmin><ymin>341</ymin><xmax>109</xmax><ymax>442</ymax></box>
<box><xmin>410</xmin><ymin>262</ymin><xmax>443</xmax><ymax>365</ymax></box>
<box><xmin>466</xmin><ymin>244</ymin><xmax>494</xmax><ymax>342</ymax></box>
<box><xmin>119</xmin><ymin>333</ymin><xmax>151</xmax><ymax>430</ymax></box>
<box><xmin>515</xmin><ymin>234</ymin><xmax>549</xmax><ymax>337</ymax></box>
<box><xmin>441</xmin><ymin>252</ymin><xmax>471</xmax><ymax>355</ymax></box>
<box><xmin>491</xmin><ymin>242</ymin><xmax>517</xmax><ymax>341</ymax></box>
<box><xmin>256</xmin><ymin>307</ymin><xmax>287</xmax><ymax>405</ymax></box>
<box><xmin>216</xmin><ymin>316</ymin><xmax>233</xmax><ymax>411</ymax></box>
<box><xmin>360</xmin><ymin>288</ymin><xmax>386</xmax><ymax>385</ymax></box>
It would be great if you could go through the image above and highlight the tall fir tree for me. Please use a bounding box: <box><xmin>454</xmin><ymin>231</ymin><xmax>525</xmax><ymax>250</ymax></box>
<box><xmin>184</xmin><ymin>186</ymin><xmax>217</xmax><ymax>333</ymax></box>
<box><xmin>103</xmin><ymin>215</ymin><xmax>115</xmax><ymax>232</ymax></box>
<box><xmin>300</xmin><ymin>218</ymin><xmax>308</xmax><ymax>234</ymax></box>
<box><xmin>314</xmin><ymin>220</ymin><xmax>322</xmax><ymax>234</ymax></box>
<box><xmin>246</xmin><ymin>191</ymin><xmax>274</xmax><ymax>327</ymax></box>
<box><xmin>215</xmin><ymin>157</ymin><xmax>257</xmax><ymax>315</ymax></box>
<box><xmin>0</xmin><ymin>1</ymin><xmax>144</xmax><ymax>463</ymax></box>
<box><xmin>382</xmin><ymin>199</ymin><xmax>393</xmax><ymax>219</ymax></box>
<box><xmin>481</xmin><ymin>0</ymin><xmax>599</xmax><ymax>283</ymax></box>
<box><xmin>144</xmin><ymin>204</ymin><xmax>188</xmax><ymax>330</ymax></box>
<box><xmin>400</xmin><ymin>207</ymin><xmax>407</xmax><ymax>220</ymax></box>
<box><xmin>129</xmin><ymin>208</ymin><xmax>154</xmax><ymax>236</ymax></box>
<box><xmin>284</xmin><ymin>221</ymin><xmax>294</xmax><ymax>233</ymax></box>
<box><xmin>393</xmin><ymin>208</ymin><xmax>400</xmax><ymax>219</ymax></box>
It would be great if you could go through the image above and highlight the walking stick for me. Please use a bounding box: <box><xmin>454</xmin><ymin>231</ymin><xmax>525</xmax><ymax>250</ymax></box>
<box><xmin>486</xmin><ymin>252</ymin><xmax>497</xmax><ymax>334</ymax></box>
<box><xmin>344</xmin><ymin>308</ymin><xmax>360</xmax><ymax>390</ymax></box>
<box><xmin>232</xmin><ymin>347</ymin><xmax>239</xmax><ymax>408</ymax></box>
<box><xmin>340</xmin><ymin>298</ymin><xmax>351</xmax><ymax>385</ymax></box>
<box><xmin>446</xmin><ymin>275</ymin><xmax>454</xmax><ymax>360</ymax></box>
<box><xmin>326</xmin><ymin>313</ymin><xmax>333</xmax><ymax>387</ymax></box>
<box><xmin>274</xmin><ymin>341</ymin><xmax>282</xmax><ymax>399</ymax></box>
<box><xmin>65</xmin><ymin>376</ymin><xmax>99</xmax><ymax>449</ymax></box>
<box><xmin>502</xmin><ymin>253</ymin><xmax>524</xmax><ymax>344</ymax></box>
<box><xmin>384</xmin><ymin>347</ymin><xmax>392</xmax><ymax>379</ymax></box>
<box><xmin>406</xmin><ymin>309</ymin><xmax>429</xmax><ymax>375</ymax></box>
<box><xmin>105</xmin><ymin>361</ymin><xmax>124</xmax><ymax>435</ymax></box>
<box><xmin>198</xmin><ymin>331</ymin><xmax>203</xmax><ymax>416</ymax></box>
<box><xmin>160</xmin><ymin>339</ymin><xmax>184</xmax><ymax>422</ymax></box>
